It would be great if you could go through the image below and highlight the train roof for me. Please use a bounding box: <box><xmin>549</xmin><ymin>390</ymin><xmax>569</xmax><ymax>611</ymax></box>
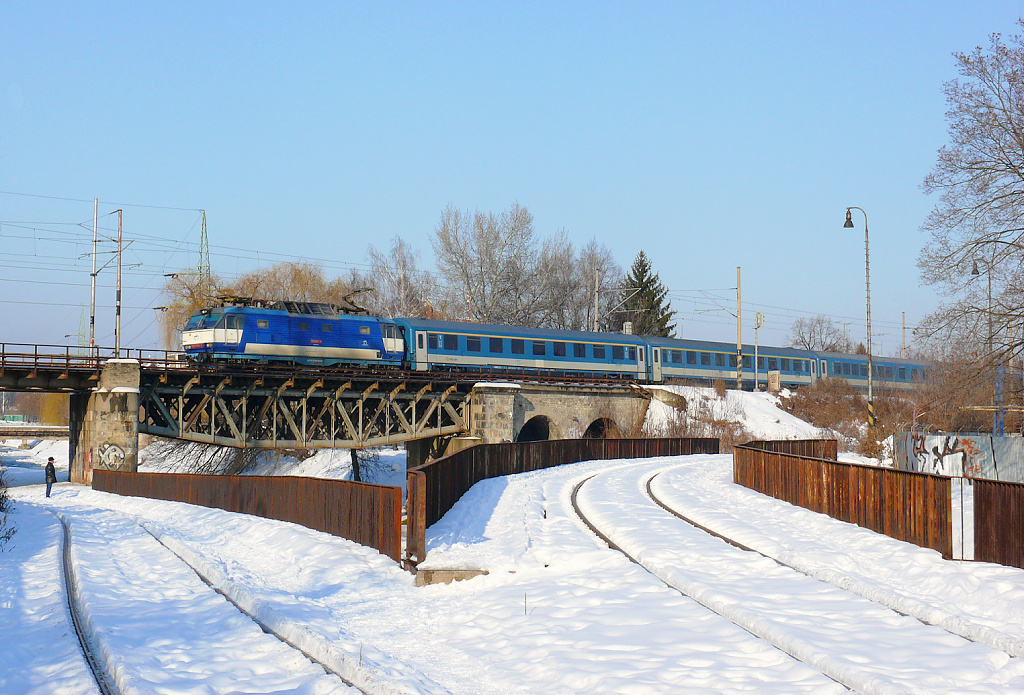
<box><xmin>644</xmin><ymin>335</ymin><xmax>816</xmax><ymax>358</ymax></box>
<box><xmin>813</xmin><ymin>350</ymin><xmax>929</xmax><ymax>367</ymax></box>
<box><xmin>400</xmin><ymin>318</ymin><xmax>648</xmax><ymax>344</ymax></box>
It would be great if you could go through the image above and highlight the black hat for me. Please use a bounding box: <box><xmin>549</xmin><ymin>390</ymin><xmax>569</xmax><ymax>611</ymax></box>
<box><xmin>47</xmin><ymin>457</ymin><xmax>54</xmax><ymax>461</ymax></box>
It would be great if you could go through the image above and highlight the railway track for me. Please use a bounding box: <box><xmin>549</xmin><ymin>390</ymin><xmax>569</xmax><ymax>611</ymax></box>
<box><xmin>58</xmin><ymin>514</ymin><xmax>119</xmax><ymax>695</ymax></box>
<box><xmin>570</xmin><ymin>461</ymin><xmax>1024</xmax><ymax>695</ymax></box>
<box><xmin>56</xmin><ymin>511</ymin><xmax>375</xmax><ymax>694</ymax></box>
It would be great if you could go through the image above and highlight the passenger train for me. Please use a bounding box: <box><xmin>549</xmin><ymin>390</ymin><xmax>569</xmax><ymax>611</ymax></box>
<box><xmin>181</xmin><ymin>299</ymin><xmax>929</xmax><ymax>390</ymax></box>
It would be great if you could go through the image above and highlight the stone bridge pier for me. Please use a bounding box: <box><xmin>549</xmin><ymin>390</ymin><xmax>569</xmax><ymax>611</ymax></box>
<box><xmin>69</xmin><ymin>360</ymin><xmax>140</xmax><ymax>484</ymax></box>
<box><xmin>469</xmin><ymin>383</ymin><xmax>652</xmax><ymax>444</ymax></box>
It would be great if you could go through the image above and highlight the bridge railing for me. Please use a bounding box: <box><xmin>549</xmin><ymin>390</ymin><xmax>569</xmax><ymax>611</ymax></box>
<box><xmin>406</xmin><ymin>437</ymin><xmax>720</xmax><ymax>566</ymax></box>
<box><xmin>733</xmin><ymin>440</ymin><xmax>952</xmax><ymax>558</ymax></box>
<box><xmin>0</xmin><ymin>343</ymin><xmax>186</xmax><ymax>372</ymax></box>
<box><xmin>93</xmin><ymin>469</ymin><xmax>403</xmax><ymax>562</ymax></box>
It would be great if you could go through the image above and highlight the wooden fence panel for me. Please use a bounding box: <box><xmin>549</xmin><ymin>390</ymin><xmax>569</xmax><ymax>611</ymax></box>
<box><xmin>92</xmin><ymin>470</ymin><xmax>403</xmax><ymax>562</ymax></box>
<box><xmin>974</xmin><ymin>478</ymin><xmax>1024</xmax><ymax>569</ymax></box>
<box><xmin>733</xmin><ymin>442</ymin><xmax>952</xmax><ymax>558</ymax></box>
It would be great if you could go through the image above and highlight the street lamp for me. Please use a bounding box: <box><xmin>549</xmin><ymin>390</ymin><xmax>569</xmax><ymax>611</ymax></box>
<box><xmin>844</xmin><ymin>207</ymin><xmax>874</xmax><ymax>429</ymax></box>
<box><xmin>972</xmin><ymin>259</ymin><xmax>1001</xmax><ymax>434</ymax></box>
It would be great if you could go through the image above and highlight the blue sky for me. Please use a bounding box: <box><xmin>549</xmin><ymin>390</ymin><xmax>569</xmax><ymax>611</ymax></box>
<box><xmin>2</xmin><ymin>2</ymin><xmax>1021</xmax><ymax>351</ymax></box>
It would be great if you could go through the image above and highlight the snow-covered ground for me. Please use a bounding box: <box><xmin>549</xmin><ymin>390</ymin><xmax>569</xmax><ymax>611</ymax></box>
<box><xmin>1</xmin><ymin>388</ymin><xmax>1018</xmax><ymax>693</ymax></box>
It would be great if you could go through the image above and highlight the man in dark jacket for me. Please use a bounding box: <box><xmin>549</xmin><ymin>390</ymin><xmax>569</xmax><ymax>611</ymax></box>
<box><xmin>44</xmin><ymin>457</ymin><xmax>56</xmax><ymax>498</ymax></box>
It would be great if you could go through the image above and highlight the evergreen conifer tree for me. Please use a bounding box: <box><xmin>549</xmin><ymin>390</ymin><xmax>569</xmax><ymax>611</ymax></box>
<box><xmin>611</xmin><ymin>251</ymin><xmax>676</xmax><ymax>336</ymax></box>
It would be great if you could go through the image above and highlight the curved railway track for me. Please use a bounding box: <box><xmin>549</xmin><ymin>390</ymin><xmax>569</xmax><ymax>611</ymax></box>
<box><xmin>569</xmin><ymin>463</ymin><xmax>1024</xmax><ymax>694</ymax></box>
<box><xmin>58</xmin><ymin>514</ymin><xmax>119</xmax><ymax>695</ymax></box>
<box><xmin>58</xmin><ymin>512</ymin><xmax>371</xmax><ymax>695</ymax></box>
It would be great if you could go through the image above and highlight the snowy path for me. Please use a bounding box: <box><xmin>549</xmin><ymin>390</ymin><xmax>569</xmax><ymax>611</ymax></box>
<box><xmin>0</xmin><ymin>502</ymin><xmax>98</xmax><ymax>695</ymax></box>
<box><xmin>58</xmin><ymin>505</ymin><xmax>355</xmax><ymax>695</ymax></box>
<box><xmin>576</xmin><ymin>458</ymin><xmax>1024</xmax><ymax>694</ymax></box>
<box><xmin>649</xmin><ymin>455</ymin><xmax>1024</xmax><ymax>657</ymax></box>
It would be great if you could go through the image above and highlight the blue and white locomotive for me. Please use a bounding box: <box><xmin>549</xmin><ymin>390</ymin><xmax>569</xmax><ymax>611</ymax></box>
<box><xmin>181</xmin><ymin>299</ymin><xmax>928</xmax><ymax>390</ymax></box>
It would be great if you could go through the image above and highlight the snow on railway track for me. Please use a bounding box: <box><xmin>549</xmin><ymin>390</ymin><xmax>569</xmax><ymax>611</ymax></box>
<box><xmin>55</xmin><ymin>508</ymin><xmax>357</xmax><ymax>695</ymax></box>
<box><xmin>573</xmin><ymin>458</ymin><xmax>1024</xmax><ymax>695</ymax></box>
<box><xmin>647</xmin><ymin>456</ymin><xmax>1024</xmax><ymax>659</ymax></box>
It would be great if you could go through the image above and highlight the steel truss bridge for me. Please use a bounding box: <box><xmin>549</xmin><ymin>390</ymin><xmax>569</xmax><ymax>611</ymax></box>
<box><xmin>0</xmin><ymin>343</ymin><xmax>480</xmax><ymax>449</ymax></box>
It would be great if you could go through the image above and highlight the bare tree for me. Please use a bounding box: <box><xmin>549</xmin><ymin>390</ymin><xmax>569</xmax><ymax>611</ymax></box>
<box><xmin>432</xmin><ymin>203</ymin><xmax>619</xmax><ymax>329</ymax></box>
<box><xmin>364</xmin><ymin>236</ymin><xmax>436</xmax><ymax>318</ymax></box>
<box><xmin>787</xmin><ymin>315</ymin><xmax>853</xmax><ymax>352</ymax></box>
<box><xmin>0</xmin><ymin>467</ymin><xmax>14</xmax><ymax>550</ymax></box>
<box><xmin>918</xmin><ymin>21</ymin><xmax>1024</xmax><ymax>366</ymax></box>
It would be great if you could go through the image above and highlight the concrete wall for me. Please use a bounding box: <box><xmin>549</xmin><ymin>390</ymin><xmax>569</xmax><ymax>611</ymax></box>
<box><xmin>70</xmin><ymin>360</ymin><xmax>140</xmax><ymax>485</ymax></box>
<box><xmin>470</xmin><ymin>383</ymin><xmax>650</xmax><ymax>444</ymax></box>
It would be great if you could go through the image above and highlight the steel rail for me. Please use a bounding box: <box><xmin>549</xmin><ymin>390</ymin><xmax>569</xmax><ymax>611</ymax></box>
<box><xmin>58</xmin><ymin>514</ymin><xmax>120</xmax><ymax>695</ymax></box>
<box><xmin>568</xmin><ymin>471</ymin><xmax>847</xmax><ymax>692</ymax></box>
<box><xmin>139</xmin><ymin>526</ymin><xmax>370</xmax><ymax>694</ymax></box>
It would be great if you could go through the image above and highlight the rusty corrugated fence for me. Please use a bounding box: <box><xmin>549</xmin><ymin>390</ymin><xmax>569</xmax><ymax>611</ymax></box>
<box><xmin>92</xmin><ymin>469</ymin><xmax>403</xmax><ymax>562</ymax></box>
<box><xmin>974</xmin><ymin>478</ymin><xmax>1024</xmax><ymax>569</ymax></box>
<box><xmin>734</xmin><ymin>441</ymin><xmax>952</xmax><ymax>558</ymax></box>
<box><xmin>406</xmin><ymin>437</ymin><xmax>719</xmax><ymax>565</ymax></box>
<box><xmin>741</xmin><ymin>438</ymin><xmax>838</xmax><ymax>460</ymax></box>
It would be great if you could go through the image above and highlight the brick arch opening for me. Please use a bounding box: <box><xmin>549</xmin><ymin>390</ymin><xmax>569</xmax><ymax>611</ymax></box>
<box><xmin>582</xmin><ymin>417</ymin><xmax>620</xmax><ymax>439</ymax></box>
<box><xmin>516</xmin><ymin>415</ymin><xmax>552</xmax><ymax>442</ymax></box>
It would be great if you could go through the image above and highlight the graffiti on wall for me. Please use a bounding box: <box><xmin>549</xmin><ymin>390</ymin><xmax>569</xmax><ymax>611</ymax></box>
<box><xmin>98</xmin><ymin>442</ymin><xmax>125</xmax><ymax>469</ymax></box>
<box><xmin>909</xmin><ymin>434</ymin><xmax>984</xmax><ymax>476</ymax></box>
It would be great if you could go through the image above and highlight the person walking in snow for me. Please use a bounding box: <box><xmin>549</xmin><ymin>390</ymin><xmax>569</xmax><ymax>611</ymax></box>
<box><xmin>44</xmin><ymin>457</ymin><xmax>56</xmax><ymax>498</ymax></box>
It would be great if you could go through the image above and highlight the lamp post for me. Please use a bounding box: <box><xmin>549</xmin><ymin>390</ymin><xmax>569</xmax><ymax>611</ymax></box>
<box><xmin>844</xmin><ymin>207</ymin><xmax>874</xmax><ymax>429</ymax></box>
<box><xmin>972</xmin><ymin>258</ymin><xmax>1001</xmax><ymax>434</ymax></box>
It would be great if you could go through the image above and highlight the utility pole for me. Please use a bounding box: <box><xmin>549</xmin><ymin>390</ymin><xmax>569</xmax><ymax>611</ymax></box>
<box><xmin>736</xmin><ymin>266</ymin><xmax>742</xmax><ymax>390</ymax></box>
<box><xmin>754</xmin><ymin>312</ymin><xmax>764</xmax><ymax>391</ymax></box>
<box><xmin>90</xmin><ymin>198</ymin><xmax>98</xmax><ymax>353</ymax></box>
<box><xmin>902</xmin><ymin>312</ymin><xmax>906</xmax><ymax>358</ymax></box>
<box><xmin>593</xmin><ymin>269</ymin><xmax>600</xmax><ymax>332</ymax></box>
<box><xmin>115</xmin><ymin>209</ymin><xmax>123</xmax><ymax>358</ymax></box>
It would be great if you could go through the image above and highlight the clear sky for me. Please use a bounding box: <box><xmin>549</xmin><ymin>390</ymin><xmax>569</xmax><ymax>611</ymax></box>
<box><xmin>2</xmin><ymin>2</ymin><xmax>1021</xmax><ymax>352</ymax></box>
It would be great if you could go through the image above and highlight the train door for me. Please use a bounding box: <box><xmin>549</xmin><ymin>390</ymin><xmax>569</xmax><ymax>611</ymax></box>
<box><xmin>810</xmin><ymin>358</ymin><xmax>818</xmax><ymax>385</ymax></box>
<box><xmin>382</xmin><ymin>323</ymin><xmax>404</xmax><ymax>356</ymax></box>
<box><xmin>637</xmin><ymin>346</ymin><xmax>647</xmax><ymax>380</ymax></box>
<box><xmin>222</xmin><ymin>314</ymin><xmax>241</xmax><ymax>347</ymax></box>
<box><xmin>819</xmin><ymin>360</ymin><xmax>827</xmax><ymax>381</ymax></box>
<box><xmin>414</xmin><ymin>331</ymin><xmax>428</xmax><ymax>370</ymax></box>
<box><xmin>651</xmin><ymin>347</ymin><xmax>662</xmax><ymax>382</ymax></box>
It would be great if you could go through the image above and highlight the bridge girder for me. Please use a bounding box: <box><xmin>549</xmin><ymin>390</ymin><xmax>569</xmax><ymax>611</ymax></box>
<box><xmin>139</xmin><ymin>374</ymin><xmax>473</xmax><ymax>449</ymax></box>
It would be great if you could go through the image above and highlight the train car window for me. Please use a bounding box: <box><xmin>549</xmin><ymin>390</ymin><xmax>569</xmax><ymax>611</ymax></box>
<box><xmin>860</xmin><ymin>365</ymin><xmax>867</xmax><ymax>377</ymax></box>
<box><xmin>887</xmin><ymin>367</ymin><xmax>895</xmax><ymax>378</ymax></box>
<box><xmin>533</xmin><ymin>340</ymin><xmax>546</xmax><ymax>356</ymax></box>
<box><xmin>743</xmin><ymin>355</ymin><xmax>752</xmax><ymax>368</ymax></box>
<box><xmin>758</xmin><ymin>357</ymin><xmax>765</xmax><ymax>369</ymax></box>
<box><xmin>687</xmin><ymin>351</ymin><xmax>697</xmax><ymax>364</ymax></box>
<box><xmin>512</xmin><ymin>339</ymin><xmax>525</xmax><ymax>354</ymax></box>
<box><xmin>444</xmin><ymin>334</ymin><xmax>459</xmax><ymax>351</ymax></box>
<box><xmin>629</xmin><ymin>347</ymin><xmax>637</xmax><ymax>361</ymax></box>
<box><xmin>298</xmin><ymin>321</ymin><xmax>309</xmax><ymax>331</ymax></box>
<box><xmin>700</xmin><ymin>352</ymin><xmax>710</xmax><ymax>365</ymax></box>
<box><xmin>593</xmin><ymin>345</ymin><xmax>606</xmax><ymax>359</ymax></box>
<box><xmin>912</xmin><ymin>368</ymin><xmax>919</xmax><ymax>380</ymax></box>
<box><xmin>715</xmin><ymin>353</ymin><xmax>724</xmax><ymax>367</ymax></box>
<box><xmin>418</xmin><ymin>334</ymin><xmax>425</xmax><ymax>349</ymax></box>
<box><xmin>321</xmin><ymin>323</ymin><xmax>332</xmax><ymax>332</ymax></box>
<box><xmin>257</xmin><ymin>319</ymin><xmax>269</xmax><ymax>329</ymax></box>
<box><xmin>768</xmin><ymin>357</ymin><xmax>777</xmax><ymax>370</ymax></box>
<box><xmin>359</xmin><ymin>325</ymin><xmax>370</xmax><ymax>335</ymax></box>
<box><xmin>673</xmin><ymin>351</ymin><xmax>683</xmax><ymax>364</ymax></box>
<box><xmin>834</xmin><ymin>362</ymin><xmax>841</xmax><ymax>374</ymax></box>
<box><xmin>574</xmin><ymin>343</ymin><xmax>586</xmax><ymax>358</ymax></box>
<box><xmin>727</xmin><ymin>354</ymin><xmax>735</xmax><ymax>367</ymax></box>
<box><xmin>467</xmin><ymin>336</ymin><xmax>481</xmax><ymax>352</ymax></box>
<box><xmin>781</xmin><ymin>358</ymin><xmax>790</xmax><ymax>371</ymax></box>
<box><xmin>553</xmin><ymin>342</ymin><xmax>566</xmax><ymax>357</ymax></box>
<box><xmin>792</xmin><ymin>360</ymin><xmax>800</xmax><ymax>372</ymax></box>
<box><xmin>899</xmin><ymin>367</ymin><xmax>906</xmax><ymax>380</ymax></box>
<box><xmin>428</xmin><ymin>334</ymin><xmax>438</xmax><ymax>349</ymax></box>
<box><xmin>612</xmin><ymin>346</ymin><xmax>625</xmax><ymax>360</ymax></box>
<box><xmin>490</xmin><ymin>337</ymin><xmax>503</xmax><ymax>352</ymax></box>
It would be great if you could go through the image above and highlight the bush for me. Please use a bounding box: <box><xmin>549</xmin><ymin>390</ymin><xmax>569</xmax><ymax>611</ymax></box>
<box><xmin>0</xmin><ymin>467</ymin><xmax>15</xmax><ymax>551</ymax></box>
